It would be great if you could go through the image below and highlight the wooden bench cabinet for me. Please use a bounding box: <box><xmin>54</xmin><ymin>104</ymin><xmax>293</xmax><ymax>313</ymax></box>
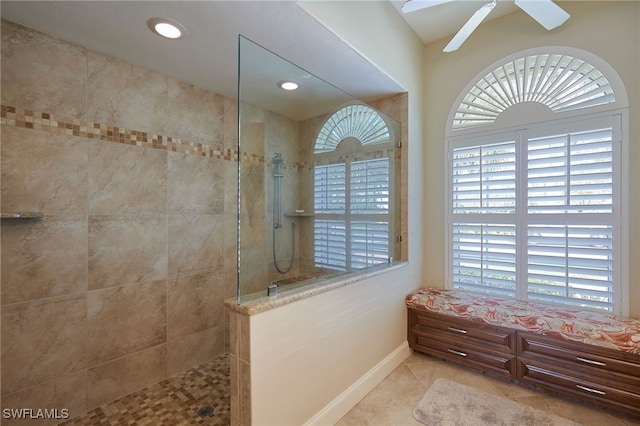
<box><xmin>408</xmin><ymin>309</ymin><xmax>517</xmax><ymax>379</ymax></box>
<box><xmin>407</xmin><ymin>307</ymin><xmax>640</xmax><ymax>418</ymax></box>
<box><xmin>517</xmin><ymin>331</ymin><xmax>640</xmax><ymax>417</ymax></box>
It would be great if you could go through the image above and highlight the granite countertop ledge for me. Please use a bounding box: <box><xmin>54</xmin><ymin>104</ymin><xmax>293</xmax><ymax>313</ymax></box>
<box><xmin>225</xmin><ymin>261</ymin><xmax>407</xmax><ymax>315</ymax></box>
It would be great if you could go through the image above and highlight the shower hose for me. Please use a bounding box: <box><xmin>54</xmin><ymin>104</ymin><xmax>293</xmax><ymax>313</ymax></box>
<box><xmin>273</xmin><ymin>221</ymin><xmax>295</xmax><ymax>274</ymax></box>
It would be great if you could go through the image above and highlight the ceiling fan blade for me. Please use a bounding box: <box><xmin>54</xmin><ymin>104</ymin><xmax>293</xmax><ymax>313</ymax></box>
<box><xmin>514</xmin><ymin>0</ymin><xmax>570</xmax><ymax>30</ymax></box>
<box><xmin>443</xmin><ymin>0</ymin><xmax>496</xmax><ymax>52</ymax></box>
<box><xmin>401</xmin><ymin>0</ymin><xmax>455</xmax><ymax>14</ymax></box>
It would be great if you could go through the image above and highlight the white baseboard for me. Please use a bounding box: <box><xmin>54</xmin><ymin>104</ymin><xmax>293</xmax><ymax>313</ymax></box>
<box><xmin>304</xmin><ymin>341</ymin><xmax>412</xmax><ymax>426</ymax></box>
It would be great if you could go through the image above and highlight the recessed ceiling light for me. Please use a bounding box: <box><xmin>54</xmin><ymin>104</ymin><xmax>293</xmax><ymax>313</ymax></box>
<box><xmin>147</xmin><ymin>17</ymin><xmax>187</xmax><ymax>40</ymax></box>
<box><xmin>278</xmin><ymin>80</ymin><xmax>299</xmax><ymax>91</ymax></box>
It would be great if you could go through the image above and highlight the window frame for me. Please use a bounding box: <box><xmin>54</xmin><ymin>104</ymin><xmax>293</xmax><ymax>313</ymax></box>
<box><xmin>444</xmin><ymin>47</ymin><xmax>630</xmax><ymax>316</ymax></box>
<box><xmin>313</xmin><ymin>153</ymin><xmax>393</xmax><ymax>272</ymax></box>
<box><xmin>311</xmin><ymin>103</ymin><xmax>396</xmax><ymax>273</ymax></box>
<box><xmin>445</xmin><ymin>109</ymin><xmax>629</xmax><ymax>315</ymax></box>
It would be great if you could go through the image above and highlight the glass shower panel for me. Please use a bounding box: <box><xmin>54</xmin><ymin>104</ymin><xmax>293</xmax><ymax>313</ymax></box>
<box><xmin>237</xmin><ymin>35</ymin><xmax>400</xmax><ymax>303</ymax></box>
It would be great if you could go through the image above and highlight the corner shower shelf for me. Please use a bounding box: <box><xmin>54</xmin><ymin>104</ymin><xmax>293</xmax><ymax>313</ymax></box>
<box><xmin>284</xmin><ymin>212</ymin><xmax>314</xmax><ymax>218</ymax></box>
<box><xmin>1</xmin><ymin>212</ymin><xmax>43</xmax><ymax>220</ymax></box>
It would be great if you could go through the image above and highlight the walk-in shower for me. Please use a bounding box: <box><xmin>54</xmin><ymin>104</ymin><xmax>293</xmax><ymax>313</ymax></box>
<box><xmin>237</xmin><ymin>35</ymin><xmax>402</xmax><ymax>303</ymax></box>
<box><xmin>272</xmin><ymin>152</ymin><xmax>295</xmax><ymax>274</ymax></box>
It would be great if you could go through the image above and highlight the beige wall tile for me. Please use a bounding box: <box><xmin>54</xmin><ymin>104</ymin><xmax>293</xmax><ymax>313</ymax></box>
<box><xmin>239</xmin><ymin>164</ymin><xmax>265</xmax><ymax>233</ymax></box>
<box><xmin>168</xmin><ymin>214</ymin><xmax>224</xmax><ymax>278</ymax></box>
<box><xmin>224</xmin><ymin>96</ymin><xmax>239</xmax><ymax>152</ymax></box>
<box><xmin>1</xmin><ymin>371</ymin><xmax>86</xmax><ymax>426</ymax></box>
<box><xmin>1</xmin><ymin>215</ymin><xmax>87</xmax><ymax>305</ymax></box>
<box><xmin>239</xmin><ymin>104</ymin><xmax>265</xmax><ymax>156</ymax></box>
<box><xmin>167</xmin><ymin>326</ymin><xmax>225</xmax><ymax>376</ymax></box>
<box><xmin>238</xmin><ymin>246</ymin><xmax>268</xmax><ymax>296</ymax></box>
<box><xmin>225</xmin><ymin>271</ymin><xmax>238</xmax><ymax>301</ymax></box>
<box><xmin>86</xmin><ymin>344</ymin><xmax>167</xmax><ymax>410</ymax></box>
<box><xmin>87</xmin><ymin>50</ymin><xmax>168</xmax><ymax>134</ymax></box>
<box><xmin>167</xmin><ymin>272</ymin><xmax>225</xmax><ymax>340</ymax></box>
<box><xmin>228</xmin><ymin>309</ymin><xmax>239</xmax><ymax>357</ymax></box>
<box><xmin>1</xmin><ymin>294</ymin><xmax>87</xmax><ymax>395</ymax></box>
<box><xmin>0</xmin><ymin>20</ymin><xmax>87</xmax><ymax>118</ymax></box>
<box><xmin>237</xmin><ymin>313</ymin><xmax>250</xmax><ymax>364</ymax></box>
<box><xmin>88</xmin><ymin>140</ymin><xmax>167</xmax><ymax>215</ymax></box>
<box><xmin>167</xmin><ymin>153</ymin><xmax>225</xmax><ymax>215</ymax></box>
<box><xmin>88</xmin><ymin>215</ymin><xmax>168</xmax><ymax>290</ymax></box>
<box><xmin>0</xmin><ymin>19</ymin><xmax>238</xmax><ymax>416</ymax></box>
<box><xmin>166</xmin><ymin>78</ymin><xmax>224</xmax><ymax>146</ymax></box>
<box><xmin>264</xmin><ymin>111</ymin><xmax>299</xmax><ymax>164</ymax></box>
<box><xmin>224</xmin><ymin>214</ymin><xmax>239</xmax><ymax>275</ymax></box>
<box><xmin>1</xmin><ymin>126</ymin><xmax>88</xmax><ymax>215</ymax></box>
<box><xmin>239</xmin><ymin>358</ymin><xmax>252</xmax><ymax>426</ymax></box>
<box><xmin>240</xmin><ymin>215</ymin><xmax>265</xmax><ymax>249</ymax></box>
<box><xmin>224</xmin><ymin>161</ymin><xmax>239</xmax><ymax>219</ymax></box>
<box><xmin>229</xmin><ymin>353</ymin><xmax>240</xmax><ymax>426</ymax></box>
<box><xmin>86</xmin><ymin>280</ymin><xmax>167</xmax><ymax>366</ymax></box>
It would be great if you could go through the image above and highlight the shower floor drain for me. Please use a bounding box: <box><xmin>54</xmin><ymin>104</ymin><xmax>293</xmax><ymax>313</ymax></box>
<box><xmin>197</xmin><ymin>406</ymin><xmax>215</xmax><ymax>417</ymax></box>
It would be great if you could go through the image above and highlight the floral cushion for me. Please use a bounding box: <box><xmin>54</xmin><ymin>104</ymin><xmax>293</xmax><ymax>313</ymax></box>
<box><xmin>406</xmin><ymin>288</ymin><xmax>640</xmax><ymax>354</ymax></box>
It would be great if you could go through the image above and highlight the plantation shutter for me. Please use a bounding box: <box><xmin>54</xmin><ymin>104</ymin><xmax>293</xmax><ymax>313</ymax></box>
<box><xmin>526</xmin><ymin>126</ymin><xmax>614</xmax><ymax>309</ymax></box>
<box><xmin>350</xmin><ymin>158</ymin><xmax>390</xmax><ymax>269</ymax></box>
<box><xmin>313</xmin><ymin>164</ymin><xmax>347</xmax><ymax>270</ymax></box>
<box><xmin>314</xmin><ymin>158</ymin><xmax>390</xmax><ymax>271</ymax></box>
<box><xmin>350</xmin><ymin>158</ymin><xmax>389</xmax><ymax>214</ymax></box>
<box><xmin>451</xmin><ymin>141</ymin><xmax>517</xmax><ymax>296</ymax></box>
<box><xmin>314</xmin><ymin>164</ymin><xmax>346</xmax><ymax>214</ymax></box>
<box><xmin>449</xmin><ymin>122</ymin><xmax>617</xmax><ymax>311</ymax></box>
<box><xmin>313</xmin><ymin>220</ymin><xmax>346</xmax><ymax>271</ymax></box>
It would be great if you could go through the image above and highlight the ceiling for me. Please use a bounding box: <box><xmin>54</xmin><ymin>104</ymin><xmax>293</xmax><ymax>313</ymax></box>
<box><xmin>0</xmin><ymin>1</ymin><xmax>520</xmax><ymax>119</ymax></box>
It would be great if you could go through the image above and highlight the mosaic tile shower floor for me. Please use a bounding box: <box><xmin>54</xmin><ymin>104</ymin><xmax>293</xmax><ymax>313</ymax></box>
<box><xmin>61</xmin><ymin>354</ymin><xmax>230</xmax><ymax>426</ymax></box>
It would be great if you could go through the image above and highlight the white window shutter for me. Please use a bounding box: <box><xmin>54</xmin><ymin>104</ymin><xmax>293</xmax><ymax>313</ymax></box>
<box><xmin>450</xmin><ymin>123</ymin><xmax>617</xmax><ymax>311</ymax></box>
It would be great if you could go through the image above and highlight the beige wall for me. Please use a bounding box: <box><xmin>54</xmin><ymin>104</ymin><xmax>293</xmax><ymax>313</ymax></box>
<box><xmin>422</xmin><ymin>1</ymin><xmax>640</xmax><ymax>318</ymax></box>
<box><xmin>235</xmin><ymin>1</ymin><xmax>425</xmax><ymax>425</ymax></box>
<box><xmin>0</xmin><ymin>19</ymin><xmax>237</xmax><ymax>421</ymax></box>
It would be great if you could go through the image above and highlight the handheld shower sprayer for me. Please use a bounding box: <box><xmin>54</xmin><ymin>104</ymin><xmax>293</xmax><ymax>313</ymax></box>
<box><xmin>272</xmin><ymin>152</ymin><xmax>295</xmax><ymax>274</ymax></box>
<box><xmin>273</xmin><ymin>153</ymin><xmax>283</xmax><ymax>229</ymax></box>
<box><xmin>272</xmin><ymin>152</ymin><xmax>283</xmax><ymax>176</ymax></box>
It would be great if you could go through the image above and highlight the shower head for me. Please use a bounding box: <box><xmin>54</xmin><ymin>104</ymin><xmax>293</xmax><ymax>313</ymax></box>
<box><xmin>273</xmin><ymin>153</ymin><xmax>283</xmax><ymax>165</ymax></box>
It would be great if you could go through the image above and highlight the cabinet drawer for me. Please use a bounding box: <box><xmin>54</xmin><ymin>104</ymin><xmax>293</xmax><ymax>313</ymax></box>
<box><xmin>518</xmin><ymin>332</ymin><xmax>640</xmax><ymax>384</ymax></box>
<box><xmin>410</xmin><ymin>309</ymin><xmax>516</xmax><ymax>353</ymax></box>
<box><xmin>413</xmin><ymin>328</ymin><xmax>517</xmax><ymax>378</ymax></box>
<box><xmin>518</xmin><ymin>358</ymin><xmax>640</xmax><ymax>417</ymax></box>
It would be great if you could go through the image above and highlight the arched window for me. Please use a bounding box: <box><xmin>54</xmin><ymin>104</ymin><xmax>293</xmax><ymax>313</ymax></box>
<box><xmin>451</xmin><ymin>52</ymin><xmax>618</xmax><ymax>131</ymax></box>
<box><xmin>313</xmin><ymin>104</ymin><xmax>394</xmax><ymax>271</ymax></box>
<box><xmin>445</xmin><ymin>47</ymin><xmax>629</xmax><ymax>314</ymax></box>
<box><xmin>315</xmin><ymin>104</ymin><xmax>391</xmax><ymax>153</ymax></box>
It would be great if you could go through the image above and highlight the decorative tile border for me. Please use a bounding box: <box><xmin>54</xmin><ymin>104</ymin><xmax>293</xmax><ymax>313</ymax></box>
<box><xmin>1</xmin><ymin>104</ymin><xmax>241</xmax><ymax>162</ymax></box>
<box><xmin>1</xmin><ymin>105</ymin><xmax>396</xmax><ymax>171</ymax></box>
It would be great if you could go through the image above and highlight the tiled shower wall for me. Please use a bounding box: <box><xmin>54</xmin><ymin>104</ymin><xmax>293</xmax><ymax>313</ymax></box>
<box><xmin>237</xmin><ymin>103</ymin><xmax>305</xmax><ymax>296</ymax></box>
<box><xmin>0</xmin><ymin>19</ymin><xmax>241</xmax><ymax>422</ymax></box>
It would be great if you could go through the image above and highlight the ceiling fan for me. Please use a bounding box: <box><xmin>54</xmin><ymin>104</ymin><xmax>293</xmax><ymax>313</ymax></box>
<box><xmin>402</xmin><ymin>0</ymin><xmax>570</xmax><ymax>52</ymax></box>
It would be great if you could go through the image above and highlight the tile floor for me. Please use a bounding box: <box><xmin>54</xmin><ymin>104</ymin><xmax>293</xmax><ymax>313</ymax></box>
<box><xmin>337</xmin><ymin>351</ymin><xmax>640</xmax><ymax>426</ymax></box>
<box><xmin>60</xmin><ymin>353</ymin><xmax>230</xmax><ymax>426</ymax></box>
<box><xmin>58</xmin><ymin>350</ymin><xmax>639</xmax><ymax>426</ymax></box>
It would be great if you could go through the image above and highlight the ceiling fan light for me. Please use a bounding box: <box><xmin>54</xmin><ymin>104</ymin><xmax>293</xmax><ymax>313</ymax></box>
<box><xmin>514</xmin><ymin>0</ymin><xmax>570</xmax><ymax>30</ymax></box>
<box><xmin>443</xmin><ymin>0</ymin><xmax>496</xmax><ymax>52</ymax></box>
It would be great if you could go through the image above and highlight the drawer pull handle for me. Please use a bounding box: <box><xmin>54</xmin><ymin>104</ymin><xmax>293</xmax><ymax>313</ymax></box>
<box><xmin>576</xmin><ymin>356</ymin><xmax>606</xmax><ymax>367</ymax></box>
<box><xmin>447</xmin><ymin>349</ymin><xmax>467</xmax><ymax>357</ymax></box>
<box><xmin>576</xmin><ymin>384</ymin><xmax>606</xmax><ymax>396</ymax></box>
<box><xmin>447</xmin><ymin>327</ymin><xmax>468</xmax><ymax>334</ymax></box>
